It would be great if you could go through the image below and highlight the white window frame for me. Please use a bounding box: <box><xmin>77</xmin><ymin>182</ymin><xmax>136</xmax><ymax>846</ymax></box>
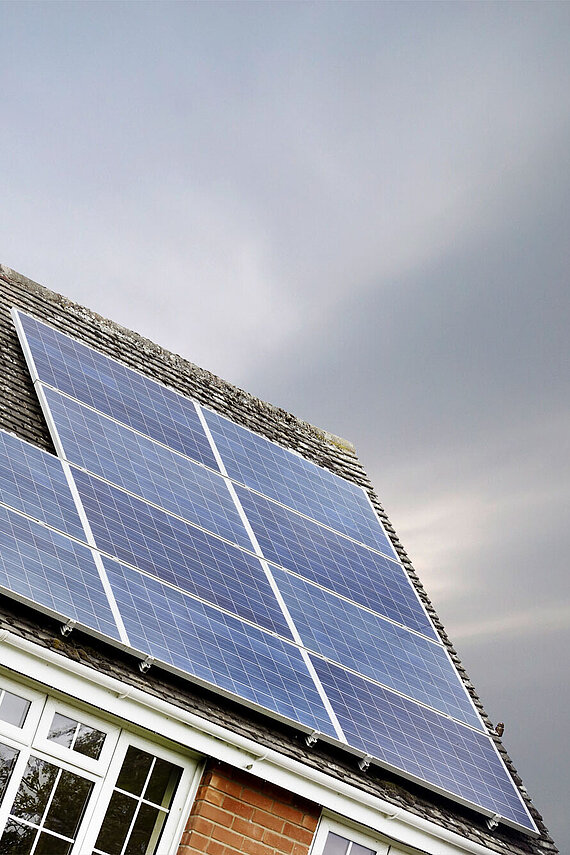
<box><xmin>33</xmin><ymin>696</ymin><xmax>120</xmax><ymax>775</ymax></box>
<box><xmin>311</xmin><ymin>816</ymin><xmax>392</xmax><ymax>855</ymax></box>
<box><xmin>0</xmin><ymin>674</ymin><xmax>44</xmax><ymax>743</ymax></box>
<box><xmin>0</xmin><ymin>740</ymin><xmax>105</xmax><ymax>852</ymax></box>
<box><xmin>76</xmin><ymin>730</ymin><xmax>200</xmax><ymax>855</ymax></box>
<box><xmin>0</xmin><ymin>674</ymin><xmax>201</xmax><ymax>855</ymax></box>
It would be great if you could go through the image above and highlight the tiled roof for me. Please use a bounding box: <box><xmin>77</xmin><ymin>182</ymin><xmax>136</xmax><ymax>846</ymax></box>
<box><xmin>0</xmin><ymin>264</ymin><xmax>558</xmax><ymax>855</ymax></box>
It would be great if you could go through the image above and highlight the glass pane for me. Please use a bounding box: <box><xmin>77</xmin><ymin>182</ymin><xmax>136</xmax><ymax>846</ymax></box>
<box><xmin>48</xmin><ymin>713</ymin><xmax>77</xmax><ymax>748</ymax></box>
<box><xmin>94</xmin><ymin>791</ymin><xmax>137</xmax><ymax>855</ymax></box>
<box><xmin>0</xmin><ymin>691</ymin><xmax>30</xmax><ymax>728</ymax></box>
<box><xmin>116</xmin><ymin>747</ymin><xmax>153</xmax><ymax>796</ymax></box>
<box><xmin>48</xmin><ymin>712</ymin><xmax>106</xmax><ymax>760</ymax></box>
<box><xmin>352</xmin><ymin>844</ymin><xmax>376</xmax><ymax>855</ymax></box>
<box><xmin>125</xmin><ymin>803</ymin><xmax>163</xmax><ymax>855</ymax></box>
<box><xmin>144</xmin><ymin>758</ymin><xmax>182</xmax><ymax>807</ymax></box>
<box><xmin>0</xmin><ymin>818</ymin><xmax>36</xmax><ymax>855</ymax></box>
<box><xmin>44</xmin><ymin>769</ymin><xmax>93</xmax><ymax>838</ymax></box>
<box><xmin>323</xmin><ymin>832</ymin><xmax>350</xmax><ymax>855</ymax></box>
<box><xmin>0</xmin><ymin>742</ymin><xmax>19</xmax><ymax>805</ymax></box>
<box><xmin>74</xmin><ymin>723</ymin><xmax>106</xmax><ymax>760</ymax></box>
<box><xmin>34</xmin><ymin>831</ymin><xmax>73</xmax><ymax>855</ymax></box>
<box><xmin>11</xmin><ymin>756</ymin><xmax>58</xmax><ymax>826</ymax></box>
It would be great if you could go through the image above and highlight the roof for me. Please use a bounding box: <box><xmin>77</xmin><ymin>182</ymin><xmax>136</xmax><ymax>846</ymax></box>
<box><xmin>0</xmin><ymin>264</ymin><xmax>558</xmax><ymax>855</ymax></box>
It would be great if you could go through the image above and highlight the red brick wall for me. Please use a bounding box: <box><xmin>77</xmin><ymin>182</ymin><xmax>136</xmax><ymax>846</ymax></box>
<box><xmin>177</xmin><ymin>759</ymin><xmax>321</xmax><ymax>855</ymax></box>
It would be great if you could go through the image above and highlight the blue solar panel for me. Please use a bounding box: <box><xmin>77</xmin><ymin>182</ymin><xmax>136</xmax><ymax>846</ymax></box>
<box><xmin>11</xmin><ymin>310</ymin><xmax>535</xmax><ymax>833</ymax></box>
<box><xmin>14</xmin><ymin>311</ymin><xmax>217</xmax><ymax>469</ymax></box>
<box><xmin>203</xmin><ymin>407</ymin><xmax>396</xmax><ymax>557</ymax></box>
<box><xmin>236</xmin><ymin>486</ymin><xmax>436</xmax><ymax>639</ymax></box>
<box><xmin>0</xmin><ymin>504</ymin><xmax>120</xmax><ymax>640</ymax></box>
<box><xmin>271</xmin><ymin>567</ymin><xmax>482</xmax><ymax>729</ymax></box>
<box><xmin>42</xmin><ymin>387</ymin><xmax>252</xmax><ymax>551</ymax></box>
<box><xmin>0</xmin><ymin>429</ymin><xmax>85</xmax><ymax>541</ymax></box>
<box><xmin>103</xmin><ymin>557</ymin><xmax>337</xmax><ymax>737</ymax></box>
<box><xmin>72</xmin><ymin>468</ymin><xmax>291</xmax><ymax>637</ymax></box>
<box><xmin>312</xmin><ymin>658</ymin><xmax>535</xmax><ymax>831</ymax></box>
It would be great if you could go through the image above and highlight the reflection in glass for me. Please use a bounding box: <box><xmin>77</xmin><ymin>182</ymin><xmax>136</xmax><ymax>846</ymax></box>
<box><xmin>145</xmin><ymin>758</ymin><xmax>181</xmax><ymax>806</ymax></box>
<box><xmin>48</xmin><ymin>712</ymin><xmax>106</xmax><ymax>760</ymax></box>
<box><xmin>34</xmin><ymin>832</ymin><xmax>72</xmax><ymax>855</ymax></box>
<box><xmin>74</xmin><ymin>723</ymin><xmax>106</xmax><ymax>759</ymax></box>
<box><xmin>116</xmin><ymin>746</ymin><xmax>152</xmax><ymax>796</ymax></box>
<box><xmin>0</xmin><ymin>818</ymin><xmax>35</xmax><ymax>855</ymax></box>
<box><xmin>0</xmin><ymin>690</ymin><xmax>30</xmax><ymax>728</ymax></box>
<box><xmin>127</xmin><ymin>803</ymin><xmax>162</xmax><ymax>855</ymax></box>
<box><xmin>0</xmin><ymin>742</ymin><xmax>19</xmax><ymax>806</ymax></box>
<box><xmin>0</xmin><ymin>756</ymin><xmax>93</xmax><ymax>855</ymax></box>
<box><xmin>48</xmin><ymin>713</ymin><xmax>76</xmax><ymax>748</ymax></box>
<box><xmin>11</xmin><ymin>756</ymin><xmax>58</xmax><ymax>826</ymax></box>
<box><xmin>94</xmin><ymin>791</ymin><xmax>137</xmax><ymax>855</ymax></box>
<box><xmin>95</xmin><ymin>749</ymin><xmax>183</xmax><ymax>855</ymax></box>
<box><xmin>45</xmin><ymin>770</ymin><xmax>93</xmax><ymax>837</ymax></box>
<box><xmin>323</xmin><ymin>833</ymin><xmax>350</xmax><ymax>855</ymax></box>
<box><xmin>322</xmin><ymin>833</ymin><xmax>376</xmax><ymax>855</ymax></box>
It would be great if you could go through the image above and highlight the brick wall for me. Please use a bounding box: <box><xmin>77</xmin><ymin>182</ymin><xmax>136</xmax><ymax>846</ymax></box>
<box><xmin>177</xmin><ymin>760</ymin><xmax>321</xmax><ymax>855</ymax></box>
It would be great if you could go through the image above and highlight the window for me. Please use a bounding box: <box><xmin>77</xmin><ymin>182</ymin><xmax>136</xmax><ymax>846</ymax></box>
<box><xmin>322</xmin><ymin>832</ymin><xmax>376</xmax><ymax>855</ymax></box>
<box><xmin>0</xmin><ymin>676</ymin><xmax>197</xmax><ymax>855</ymax></box>
<box><xmin>311</xmin><ymin>817</ymin><xmax>391</xmax><ymax>855</ymax></box>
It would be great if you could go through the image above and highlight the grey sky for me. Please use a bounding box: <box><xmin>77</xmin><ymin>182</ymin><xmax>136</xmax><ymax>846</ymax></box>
<box><xmin>1</xmin><ymin>2</ymin><xmax>568</xmax><ymax>848</ymax></box>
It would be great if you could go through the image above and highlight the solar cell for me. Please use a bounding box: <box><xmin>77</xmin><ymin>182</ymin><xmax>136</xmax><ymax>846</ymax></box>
<box><xmin>72</xmin><ymin>468</ymin><xmax>291</xmax><ymax>637</ymax></box>
<box><xmin>0</xmin><ymin>429</ymin><xmax>85</xmax><ymax>541</ymax></box>
<box><xmin>0</xmin><ymin>504</ymin><xmax>120</xmax><ymax>640</ymax></box>
<box><xmin>271</xmin><ymin>567</ymin><xmax>482</xmax><ymax>729</ymax></box>
<box><xmin>13</xmin><ymin>311</ymin><xmax>217</xmax><ymax>469</ymax></box>
<box><xmin>103</xmin><ymin>557</ymin><xmax>338</xmax><ymax>737</ymax></box>
<box><xmin>236</xmin><ymin>486</ymin><xmax>437</xmax><ymax>639</ymax></box>
<box><xmin>42</xmin><ymin>387</ymin><xmax>252</xmax><ymax>550</ymax></box>
<box><xmin>312</xmin><ymin>658</ymin><xmax>536</xmax><ymax>832</ymax></box>
<box><xmin>202</xmin><ymin>407</ymin><xmax>396</xmax><ymax>557</ymax></box>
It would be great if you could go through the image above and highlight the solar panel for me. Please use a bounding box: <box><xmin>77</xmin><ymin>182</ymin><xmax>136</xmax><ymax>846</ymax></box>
<box><xmin>271</xmin><ymin>566</ymin><xmax>482</xmax><ymax>729</ymax></box>
<box><xmin>11</xmin><ymin>310</ymin><xmax>538</xmax><ymax>834</ymax></box>
<box><xmin>13</xmin><ymin>310</ymin><xmax>217</xmax><ymax>469</ymax></box>
<box><xmin>72</xmin><ymin>468</ymin><xmax>291</xmax><ymax>637</ymax></box>
<box><xmin>0</xmin><ymin>429</ymin><xmax>85</xmax><ymax>542</ymax></box>
<box><xmin>42</xmin><ymin>386</ymin><xmax>253</xmax><ymax>551</ymax></box>
<box><xmin>312</xmin><ymin>658</ymin><xmax>533</xmax><ymax>830</ymax></box>
<box><xmin>103</xmin><ymin>557</ymin><xmax>338</xmax><ymax>737</ymax></box>
<box><xmin>236</xmin><ymin>485</ymin><xmax>437</xmax><ymax>638</ymax></box>
<box><xmin>203</xmin><ymin>406</ymin><xmax>396</xmax><ymax>557</ymax></box>
<box><xmin>0</xmin><ymin>504</ymin><xmax>121</xmax><ymax>640</ymax></box>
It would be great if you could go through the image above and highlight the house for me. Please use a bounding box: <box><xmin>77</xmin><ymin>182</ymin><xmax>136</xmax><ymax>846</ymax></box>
<box><xmin>0</xmin><ymin>264</ymin><xmax>558</xmax><ymax>855</ymax></box>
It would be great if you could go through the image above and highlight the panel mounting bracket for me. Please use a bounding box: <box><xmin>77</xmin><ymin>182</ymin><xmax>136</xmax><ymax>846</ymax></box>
<box><xmin>305</xmin><ymin>731</ymin><xmax>319</xmax><ymax>747</ymax></box>
<box><xmin>486</xmin><ymin>814</ymin><xmax>501</xmax><ymax>831</ymax></box>
<box><xmin>358</xmin><ymin>754</ymin><xmax>373</xmax><ymax>771</ymax></box>
<box><xmin>60</xmin><ymin>619</ymin><xmax>76</xmax><ymax>637</ymax></box>
<box><xmin>139</xmin><ymin>655</ymin><xmax>155</xmax><ymax>674</ymax></box>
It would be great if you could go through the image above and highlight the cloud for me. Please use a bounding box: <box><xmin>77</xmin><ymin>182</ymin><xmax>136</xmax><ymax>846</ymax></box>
<box><xmin>450</xmin><ymin>603</ymin><xmax>570</xmax><ymax>642</ymax></box>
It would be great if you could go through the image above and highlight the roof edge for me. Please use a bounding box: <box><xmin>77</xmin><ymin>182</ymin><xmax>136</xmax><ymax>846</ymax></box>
<box><xmin>0</xmin><ymin>264</ymin><xmax>355</xmax><ymax>454</ymax></box>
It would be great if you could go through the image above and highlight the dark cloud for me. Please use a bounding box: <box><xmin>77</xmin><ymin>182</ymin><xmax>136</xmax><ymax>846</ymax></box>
<box><xmin>247</xmin><ymin>110</ymin><xmax>570</xmax><ymax>847</ymax></box>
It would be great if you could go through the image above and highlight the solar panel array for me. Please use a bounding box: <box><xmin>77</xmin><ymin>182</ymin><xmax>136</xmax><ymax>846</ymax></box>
<box><xmin>2</xmin><ymin>308</ymin><xmax>536</xmax><ymax>835</ymax></box>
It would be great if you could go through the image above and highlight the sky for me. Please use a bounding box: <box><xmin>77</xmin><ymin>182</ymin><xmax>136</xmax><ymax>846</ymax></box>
<box><xmin>1</xmin><ymin>1</ymin><xmax>568</xmax><ymax>849</ymax></box>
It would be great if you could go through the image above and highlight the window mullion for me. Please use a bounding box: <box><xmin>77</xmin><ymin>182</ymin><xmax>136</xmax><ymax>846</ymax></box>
<box><xmin>69</xmin><ymin>721</ymin><xmax>81</xmax><ymax>751</ymax></box>
<box><xmin>118</xmin><ymin>756</ymin><xmax>157</xmax><ymax>855</ymax></box>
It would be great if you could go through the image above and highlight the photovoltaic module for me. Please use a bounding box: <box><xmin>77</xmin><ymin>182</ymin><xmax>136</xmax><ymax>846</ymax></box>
<box><xmin>0</xmin><ymin>307</ymin><xmax>537</xmax><ymax>835</ymax></box>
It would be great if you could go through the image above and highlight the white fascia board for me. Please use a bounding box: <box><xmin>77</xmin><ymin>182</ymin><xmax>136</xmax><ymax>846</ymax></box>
<box><xmin>0</xmin><ymin>630</ymin><xmax>509</xmax><ymax>855</ymax></box>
